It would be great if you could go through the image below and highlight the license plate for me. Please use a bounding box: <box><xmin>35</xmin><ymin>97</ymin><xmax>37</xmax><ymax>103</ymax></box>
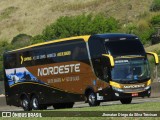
<box><xmin>132</xmin><ymin>93</ymin><xmax>138</xmax><ymax>96</ymax></box>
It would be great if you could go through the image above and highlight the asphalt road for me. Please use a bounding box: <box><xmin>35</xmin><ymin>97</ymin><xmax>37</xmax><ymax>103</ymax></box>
<box><xmin>0</xmin><ymin>96</ymin><xmax>160</xmax><ymax>111</ymax></box>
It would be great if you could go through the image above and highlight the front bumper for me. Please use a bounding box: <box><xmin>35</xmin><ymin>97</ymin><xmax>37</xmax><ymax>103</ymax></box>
<box><xmin>108</xmin><ymin>80</ymin><xmax>152</xmax><ymax>99</ymax></box>
<box><xmin>111</xmin><ymin>87</ymin><xmax>151</xmax><ymax>100</ymax></box>
<box><xmin>98</xmin><ymin>87</ymin><xmax>151</xmax><ymax>101</ymax></box>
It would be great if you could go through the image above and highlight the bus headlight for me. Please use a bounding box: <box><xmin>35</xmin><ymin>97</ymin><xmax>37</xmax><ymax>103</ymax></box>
<box><xmin>144</xmin><ymin>86</ymin><xmax>151</xmax><ymax>90</ymax></box>
<box><xmin>112</xmin><ymin>87</ymin><xmax>124</xmax><ymax>92</ymax></box>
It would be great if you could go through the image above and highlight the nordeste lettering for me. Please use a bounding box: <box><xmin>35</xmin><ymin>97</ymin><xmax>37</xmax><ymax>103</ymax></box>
<box><xmin>38</xmin><ymin>63</ymin><xmax>80</xmax><ymax>76</ymax></box>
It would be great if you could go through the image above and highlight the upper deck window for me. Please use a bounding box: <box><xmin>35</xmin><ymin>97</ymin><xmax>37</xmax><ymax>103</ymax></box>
<box><xmin>105</xmin><ymin>39</ymin><xmax>145</xmax><ymax>56</ymax></box>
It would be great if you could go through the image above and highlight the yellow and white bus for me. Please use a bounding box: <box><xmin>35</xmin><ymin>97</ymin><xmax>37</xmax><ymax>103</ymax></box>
<box><xmin>3</xmin><ymin>33</ymin><xmax>159</xmax><ymax>111</ymax></box>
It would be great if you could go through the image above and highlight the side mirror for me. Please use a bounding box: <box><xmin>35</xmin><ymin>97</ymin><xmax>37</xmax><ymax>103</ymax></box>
<box><xmin>146</xmin><ymin>52</ymin><xmax>159</xmax><ymax>65</ymax></box>
<box><xmin>102</xmin><ymin>54</ymin><xmax>114</xmax><ymax>67</ymax></box>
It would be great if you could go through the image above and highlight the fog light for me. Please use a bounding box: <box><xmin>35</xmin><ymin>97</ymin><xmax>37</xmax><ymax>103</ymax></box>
<box><xmin>145</xmin><ymin>86</ymin><xmax>150</xmax><ymax>90</ymax></box>
<box><xmin>115</xmin><ymin>93</ymin><xmax>119</xmax><ymax>97</ymax></box>
<box><xmin>112</xmin><ymin>87</ymin><xmax>124</xmax><ymax>92</ymax></box>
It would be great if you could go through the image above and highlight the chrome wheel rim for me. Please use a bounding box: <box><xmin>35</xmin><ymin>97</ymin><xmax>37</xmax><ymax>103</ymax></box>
<box><xmin>33</xmin><ymin>98</ymin><xmax>38</xmax><ymax>108</ymax></box>
<box><xmin>89</xmin><ymin>93</ymin><xmax>95</xmax><ymax>104</ymax></box>
<box><xmin>22</xmin><ymin>99</ymin><xmax>28</xmax><ymax>108</ymax></box>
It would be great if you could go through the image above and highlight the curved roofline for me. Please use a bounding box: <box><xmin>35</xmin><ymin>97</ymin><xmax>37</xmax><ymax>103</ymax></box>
<box><xmin>93</xmin><ymin>33</ymin><xmax>137</xmax><ymax>39</ymax></box>
<box><xmin>7</xmin><ymin>33</ymin><xmax>138</xmax><ymax>53</ymax></box>
<box><xmin>8</xmin><ymin>35</ymin><xmax>91</xmax><ymax>53</ymax></box>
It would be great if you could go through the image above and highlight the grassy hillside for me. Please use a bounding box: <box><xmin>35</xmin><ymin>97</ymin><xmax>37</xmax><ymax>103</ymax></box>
<box><xmin>0</xmin><ymin>0</ymin><xmax>158</xmax><ymax>42</ymax></box>
<box><xmin>145</xmin><ymin>43</ymin><xmax>160</xmax><ymax>52</ymax></box>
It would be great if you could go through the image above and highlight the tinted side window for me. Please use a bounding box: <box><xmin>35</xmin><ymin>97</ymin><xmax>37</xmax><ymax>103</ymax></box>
<box><xmin>4</xmin><ymin>54</ymin><xmax>17</xmax><ymax>69</ymax></box>
<box><xmin>16</xmin><ymin>39</ymin><xmax>89</xmax><ymax>67</ymax></box>
<box><xmin>105</xmin><ymin>39</ymin><xmax>145</xmax><ymax>56</ymax></box>
<box><xmin>89</xmin><ymin>38</ymin><xmax>105</xmax><ymax>59</ymax></box>
<box><xmin>19</xmin><ymin>51</ymin><xmax>35</xmax><ymax>67</ymax></box>
<box><xmin>88</xmin><ymin>37</ymin><xmax>109</xmax><ymax>81</ymax></box>
<box><xmin>72</xmin><ymin>42</ymin><xmax>88</xmax><ymax>61</ymax></box>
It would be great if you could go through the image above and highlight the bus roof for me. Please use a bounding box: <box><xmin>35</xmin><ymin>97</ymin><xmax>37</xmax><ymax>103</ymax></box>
<box><xmin>6</xmin><ymin>33</ymin><xmax>138</xmax><ymax>53</ymax></box>
<box><xmin>7</xmin><ymin>35</ymin><xmax>90</xmax><ymax>53</ymax></box>
<box><xmin>92</xmin><ymin>33</ymin><xmax>137</xmax><ymax>39</ymax></box>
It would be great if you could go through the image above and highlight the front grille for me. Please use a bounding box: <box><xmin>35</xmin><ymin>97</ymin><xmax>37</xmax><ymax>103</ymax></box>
<box><xmin>123</xmin><ymin>87</ymin><xmax>145</xmax><ymax>93</ymax></box>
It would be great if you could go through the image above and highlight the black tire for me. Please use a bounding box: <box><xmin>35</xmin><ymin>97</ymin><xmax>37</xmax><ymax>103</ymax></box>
<box><xmin>87</xmin><ymin>91</ymin><xmax>100</xmax><ymax>107</ymax></box>
<box><xmin>53</xmin><ymin>102</ymin><xmax>74</xmax><ymax>109</ymax></box>
<box><xmin>21</xmin><ymin>96</ymin><xmax>31</xmax><ymax>111</ymax></box>
<box><xmin>30</xmin><ymin>95</ymin><xmax>47</xmax><ymax>110</ymax></box>
<box><xmin>65</xmin><ymin>102</ymin><xmax>74</xmax><ymax>108</ymax></box>
<box><xmin>53</xmin><ymin>103</ymin><xmax>64</xmax><ymax>109</ymax></box>
<box><xmin>120</xmin><ymin>98</ymin><xmax>132</xmax><ymax>104</ymax></box>
<box><xmin>40</xmin><ymin>105</ymin><xmax>47</xmax><ymax>110</ymax></box>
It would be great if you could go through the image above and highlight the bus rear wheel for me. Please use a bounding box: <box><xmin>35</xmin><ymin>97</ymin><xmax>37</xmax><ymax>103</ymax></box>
<box><xmin>120</xmin><ymin>97</ymin><xmax>132</xmax><ymax>104</ymax></box>
<box><xmin>87</xmin><ymin>91</ymin><xmax>100</xmax><ymax>107</ymax></box>
<box><xmin>30</xmin><ymin>95</ymin><xmax>47</xmax><ymax>110</ymax></box>
<box><xmin>21</xmin><ymin>96</ymin><xmax>31</xmax><ymax>111</ymax></box>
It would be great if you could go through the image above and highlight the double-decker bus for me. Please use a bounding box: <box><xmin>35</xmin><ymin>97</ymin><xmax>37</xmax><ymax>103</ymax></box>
<box><xmin>3</xmin><ymin>34</ymin><xmax>159</xmax><ymax>111</ymax></box>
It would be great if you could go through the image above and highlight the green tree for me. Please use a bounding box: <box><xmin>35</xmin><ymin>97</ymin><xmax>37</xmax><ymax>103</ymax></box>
<box><xmin>151</xmin><ymin>15</ymin><xmax>160</xmax><ymax>26</ymax></box>
<box><xmin>31</xmin><ymin>35</ymin><xmax>46</xmax><ymax>44</ymax></box>
<box><xmin>150</xmin><ymin>0</ymin><xmax>160</xmax><ymax>12</ymax></box>
<box><xmin>135</xmin><ymin>28</ymin><xmax>155</xmax><ymax>44</ymax></box>
<box><xmin>11</xmin><ymin>34</ymin><xmax>32</xmax><ymax>48</ymax></box>
<box><xmin>38</xmin><ymin>14</ymin><xmax>119</xmax><ymax>42</ymax></box>
<box><xmin>123</xmin><ymin>23</ymin><xmax>137</xmax><ymax>34</ymax></box>
<box><xmin>0</xmin><ymin>41</ymin><xmax>13</xmax><ymax>81</ymax></box>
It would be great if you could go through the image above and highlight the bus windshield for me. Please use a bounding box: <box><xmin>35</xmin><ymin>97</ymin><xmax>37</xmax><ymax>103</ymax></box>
<box><xmin>111</xmin><ymin>59</ymin><xmax>150</xmax><ymax>82</ymax></box>
<box><xmin>105</xmin><ymin>39</ymin><xmax>145</xmax><ymax>56</ymax></box>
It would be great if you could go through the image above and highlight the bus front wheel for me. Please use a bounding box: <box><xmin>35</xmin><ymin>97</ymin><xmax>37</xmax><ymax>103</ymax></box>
<box><xmin>120</xmin><ymin>97</ymin><xmax>132</xmax><ymax>104</ymax></box>
<box><xmin>87</xmin><ymin>91</ymin><xmax>100</xmax><ymax>107</ymax></box>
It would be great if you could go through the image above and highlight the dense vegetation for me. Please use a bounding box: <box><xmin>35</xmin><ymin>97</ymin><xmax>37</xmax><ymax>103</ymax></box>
<box><xmin>150</xmin><ymin>0</ymin><xmax>160</xmax><ymax>12</ymax></box>
<box><xmin>2</xmin><ymin>13</ymin><xmax>158</xmax><ymax>46</ymax></box>
<box><xmin>30</xmin><ymin>14</ymin><xmax>159</xmax><ymax>45</ymax></box>
<box><xmin>31</xmin><ymin>14</ymin><xmax>119</xmax><ymax>44</ymax></box>
<box><xmin>0</xmin><ymin>11</ymin><xmax>160</xmax><ymax>80</ymax></box>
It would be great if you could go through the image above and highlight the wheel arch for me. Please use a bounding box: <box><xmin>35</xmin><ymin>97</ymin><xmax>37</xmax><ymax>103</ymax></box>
<box><xmin>20</xmin><ymin>93</ymin><xmax>29</xmax><ymax>100</ymax></box>
<box><xmin>84</xmin><ymin>87</ymin><xmax>95</xmax><ymax>96</ymax></box>
<box><xmin>30</xmin><ymin>92</ymin><xmax>38</xmax><ymax>99</ymax></box>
